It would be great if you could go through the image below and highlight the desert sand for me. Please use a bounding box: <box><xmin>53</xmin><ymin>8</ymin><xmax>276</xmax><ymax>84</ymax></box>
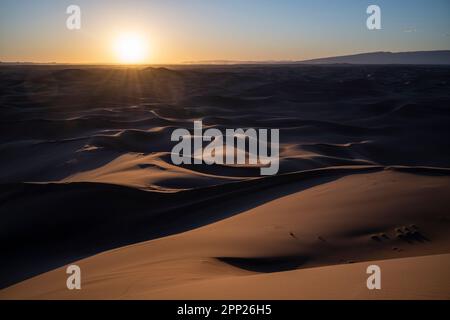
<box><xmin>0</xmin><ymin>65</ymin><xmax>449</xmax><ymax>299</ymax></box>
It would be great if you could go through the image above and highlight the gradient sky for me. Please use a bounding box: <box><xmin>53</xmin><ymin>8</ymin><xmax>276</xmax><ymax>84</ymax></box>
<box><xmin>1</xmin><ymin>0</ymin><xmax>449</xmax><ymax>64</ymax></box>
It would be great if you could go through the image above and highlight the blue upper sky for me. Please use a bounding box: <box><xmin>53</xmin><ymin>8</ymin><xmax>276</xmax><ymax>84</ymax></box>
<box><xmin>1</xmin><ymin>0</ymin><xmax>449</xmax><ymax>63</ymax></box>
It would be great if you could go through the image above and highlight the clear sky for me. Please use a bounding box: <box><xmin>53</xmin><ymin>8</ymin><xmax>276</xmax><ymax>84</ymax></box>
<box><xmin>1</xmin><ymin>0</ymin><xmax>449</xmax><ymax>64</ymax></box>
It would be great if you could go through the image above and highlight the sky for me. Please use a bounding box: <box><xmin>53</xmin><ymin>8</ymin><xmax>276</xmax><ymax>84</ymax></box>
<box><xmin>0</xmin><ymin>0</ymin><xmax>449</xmax><ymax>64</ymax></box>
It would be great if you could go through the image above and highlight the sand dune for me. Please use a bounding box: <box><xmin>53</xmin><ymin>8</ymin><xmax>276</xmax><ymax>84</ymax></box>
<box><xmin>1</xmin><ymin>169</ymin><xmax>450</xmax><ymax>299</ymax></box>
<box><xmin>0</xmin><ymin>65</ymin><xmax>449</xmax><ymax>299</ymax></box>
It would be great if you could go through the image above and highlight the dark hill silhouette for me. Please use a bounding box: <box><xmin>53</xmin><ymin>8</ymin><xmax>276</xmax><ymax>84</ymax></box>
<box><xmin>184</xmin><ymin>51</ymin><xmax>450</xmax><ymax>65</ymax></box>
<box><xmin>298</xmin><ymin>50</ymin><xmax>450</xmax><ymax>65</ymax></box>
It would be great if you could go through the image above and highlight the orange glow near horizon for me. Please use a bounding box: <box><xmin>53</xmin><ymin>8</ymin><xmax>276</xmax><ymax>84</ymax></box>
<box><xmin>113</xmin><ymin>33</ymin><xmax>150</xmax><ymax>64</ymax></box>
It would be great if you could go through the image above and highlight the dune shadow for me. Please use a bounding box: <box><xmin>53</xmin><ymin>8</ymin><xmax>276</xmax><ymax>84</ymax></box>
<box><xmin>0</xmin><ymin>166</ymin><xmax>382</xmax><ymax>288</ymax></box>
<box><xmin>216</xmin><ymin>255</ymin><xmax>310</xmax><ymax>273</ymax></box>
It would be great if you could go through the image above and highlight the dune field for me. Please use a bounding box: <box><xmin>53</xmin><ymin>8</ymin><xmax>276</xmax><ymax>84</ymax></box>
<box><xmin>0</xmin><ymin>65</ymin><xmax>449</xmax><ymax>299</ymax></box>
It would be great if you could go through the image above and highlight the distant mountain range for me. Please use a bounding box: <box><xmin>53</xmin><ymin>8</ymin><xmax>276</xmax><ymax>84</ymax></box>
<box><xmin>3</xmin><ymin>50</ymin><xmax>450</xmax><ymax>66</ymax></box>
<box><xmin>298</xmin><ymin>50</ymin><xmax>450</xmax><ymax>65</ymax></box>
<box><xmin>184</xmin><ymin>50</ymin><xmax>450</xmax><ymax>65</ymax></box>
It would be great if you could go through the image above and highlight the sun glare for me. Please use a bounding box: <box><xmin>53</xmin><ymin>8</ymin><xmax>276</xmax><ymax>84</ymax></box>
<box><xmin>114</xmin><ymin>33</ymin><xmax>149</xmax><ymax>64</ymax></box>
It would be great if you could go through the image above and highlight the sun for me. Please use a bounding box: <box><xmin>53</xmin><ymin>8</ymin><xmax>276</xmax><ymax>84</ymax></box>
<box><xmin>114</xmin><ymin>33</ymin><xmax>149</xmax><ymax>64</ymax></box>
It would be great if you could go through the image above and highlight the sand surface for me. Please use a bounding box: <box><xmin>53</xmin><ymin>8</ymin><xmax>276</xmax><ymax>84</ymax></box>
<box><xmin>0</xmin><ymin>65</ymin><xmax>449</xmax><ymax>299</ymax></box>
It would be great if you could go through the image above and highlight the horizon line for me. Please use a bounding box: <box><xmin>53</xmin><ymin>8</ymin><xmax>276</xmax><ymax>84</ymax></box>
<box><xmin>2</xmin><ymin>49</ymin><xmax>450</xmax><ymax>66</ymax></box>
